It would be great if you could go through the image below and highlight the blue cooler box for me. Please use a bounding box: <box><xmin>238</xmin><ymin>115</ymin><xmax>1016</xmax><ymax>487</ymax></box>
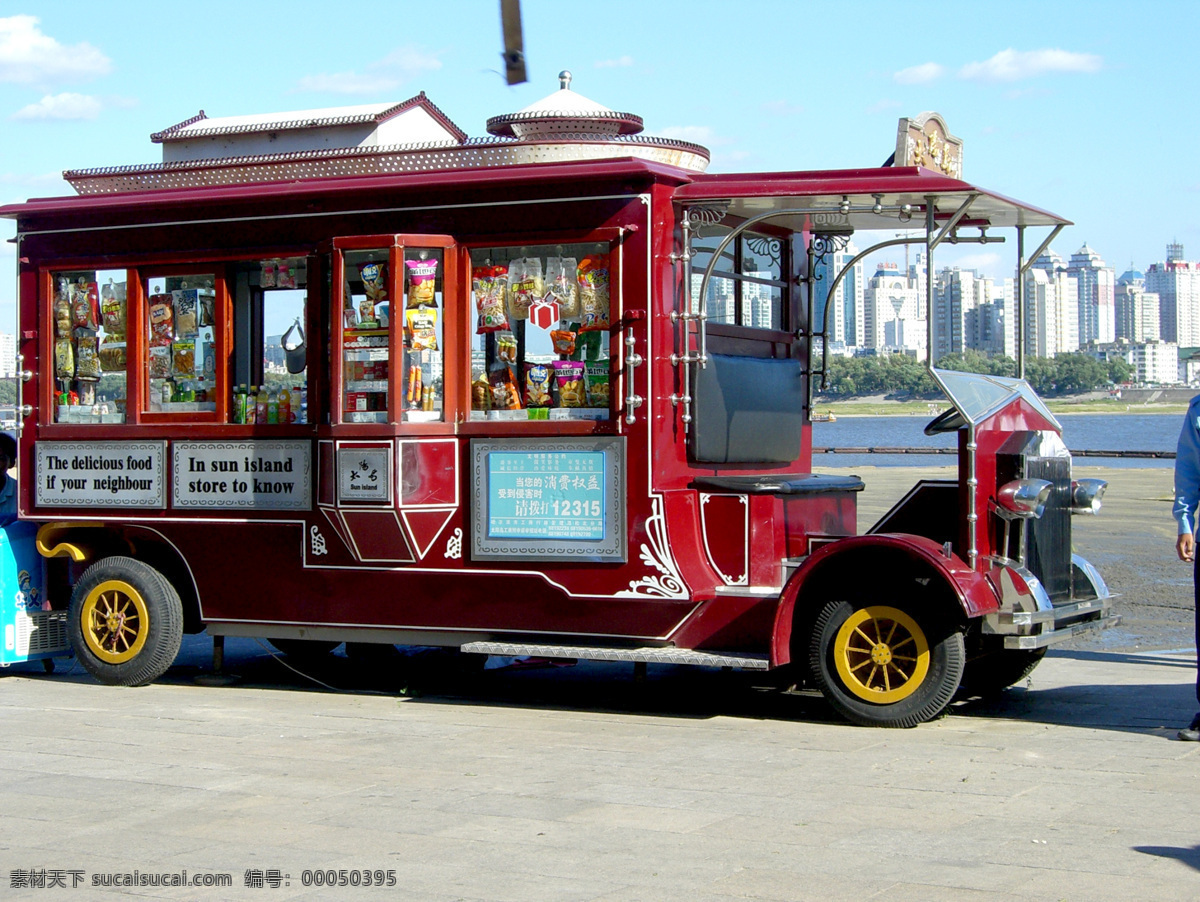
<box><xmin>0</xmin><ymin>521</ymin><xmax>71</xmax><ymax>667</ymax></box>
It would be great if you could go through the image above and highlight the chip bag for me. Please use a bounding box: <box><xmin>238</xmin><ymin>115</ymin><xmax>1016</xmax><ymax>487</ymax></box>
<box><xmin>489</xmin><ymin>366</ymin><xmax>522</xmax><ymax>410</ymax></box>
<box><xmin>507</xmin><ymin>257</ymin><xmax>543</xmax><ymax>322</ymax></box>
<box><xmin>523</xmin><ymin>362</ymin><xmax>554</xmax><ymax>408</ymax></box>
<box><xmin>54</xmin><ymin>338</ymin><xmax>75</xmax><ymax>379</ymax></box>
<box><xmin>76</xmin><ymin>335</ymin><xmax>101</xmax><ymax>379</ymax></box>
<box><xmin>586</xmin><ymin>362</ymin><xmax>611</xmax><ymax>409</ymax></box>
<box><xmin>406</xmin><ymin>257</ymin><xmax>439</xmax><ymax>308</ymax></box>
<box><xmin>577</xmin><ymin>255</ymin><xmax>610</xmax><ymax>333</ymax></box>
<box><xmin>551</xmin><ymin>329</ymin><xmax>576</xmax><ymax>356</ymax></box>
<box><xmin>405</xmin><ymin>308</ymin><xmax>439</xmax><ymax>351</ymax></box>
<box><xmin>472</xmin><ymin>264</ymin><xmax>510</xmax><ymax>333</ymax></box>
<box><xmin>100</xmin><ymin>281</ymin><xmax>127</xmax><ymax>338</ymax></box>
<box><xmin>545</xmin><ymin>256</ymin><xmax>580</xmax><ymax>318</ymax></box>
<box><xmin>553</xmin><ymin>360</ymin><xmax>587</xmax><ymax>408</ymax></box>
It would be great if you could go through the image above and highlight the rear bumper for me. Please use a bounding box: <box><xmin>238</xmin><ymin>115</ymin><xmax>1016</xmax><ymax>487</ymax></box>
<box><xmin>983</xmin><ymin>554</ymin><xmax>1119</xmax><ymax>649</ymax></box>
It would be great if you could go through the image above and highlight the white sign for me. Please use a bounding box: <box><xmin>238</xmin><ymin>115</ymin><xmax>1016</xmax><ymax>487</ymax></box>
<box><xmin>337</xmin><ymin>447</ymin><xmax>392</xmax><ymax>503</ymax></box>
<box><xmin>173</xmin><ymin>441</ymin><xmax>311</xmax><ymax>510</ymax></box>
<box><xmin>36</xmin><ymin>442</ymin><xmax>166</xmax><ymax>508</ymax></box>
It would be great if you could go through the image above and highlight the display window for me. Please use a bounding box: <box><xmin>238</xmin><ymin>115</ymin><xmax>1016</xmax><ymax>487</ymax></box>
<box><xmin>142</xmin><ymin>271</ymin><xmax>223</xmax><ymax>419</ymax></box>
<box><xmin>467</xmin><ymin>242</ymin><xmax>612</xmax><ymax>422</ymax></box>
<box><xmin>51</xmin><ymin>268</ymin><xmax>129</xmax><ymax>424</ymax></box>
<box><xmin>335</xmin><ymin>238</ymin><xmax>450</xmax><ymax>426</ymax></box>
<box><xmin>689</xmin><ymin>226</ymin><xmax>789</xmax><ymax>330</ymax></box>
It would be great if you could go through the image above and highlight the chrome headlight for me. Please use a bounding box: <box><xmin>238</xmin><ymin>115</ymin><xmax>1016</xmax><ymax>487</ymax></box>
<box><xmin>1071</xmin><ymin>478</ymin><xmax>1107</xmax><ymax>515</ymax></box>
<box><xmin>996</xmin><ymin>478</ymin><xmax>1054</xmax><ymax>519</ymax></box>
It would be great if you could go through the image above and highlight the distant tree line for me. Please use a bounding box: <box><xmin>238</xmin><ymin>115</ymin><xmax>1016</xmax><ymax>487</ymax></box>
<box><xmin>817</xmin><ymin>350</ymin><xmax>1133</xmax><ymax>399</ymax></box>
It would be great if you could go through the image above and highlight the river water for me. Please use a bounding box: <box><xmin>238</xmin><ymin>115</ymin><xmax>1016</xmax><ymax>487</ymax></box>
<box><xmin>813</xmin><ymin>412</ymin><xmax>1183</xmax><ymax>468</ymax></box>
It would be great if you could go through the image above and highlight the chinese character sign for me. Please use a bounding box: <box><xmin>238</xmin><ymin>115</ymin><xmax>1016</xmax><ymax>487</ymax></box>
<box><xmin>487</xmin><ymin>451</ymin><xmax>605</xmax><ymax>540</ymax></box>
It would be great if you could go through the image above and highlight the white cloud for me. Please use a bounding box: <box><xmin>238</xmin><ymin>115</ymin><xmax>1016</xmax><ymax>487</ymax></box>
<box><xmin>12</xmin><ymin>92</ymin><xmax>102</xmax><ymax>121</ymax></box>
<box><xmin>595</xmin><ymin>56</ymin><xmax>634</xmax><ymax>69</ymax></box>
<box><xmin>0</xmin><ymin>15</ymin><xmax>112</xmax><ymax>86</ymax></box>
<box><xmin>297</xmin><ymin>46</ymin><xmax>442</xmax><ymax>95</ymax></box>
<box><xmin>894</xmin><ymin>62</ymin><xmax>945</xmax><ymax>85</ymax></box>
<box><xmin>959</xmin><ymin>48</ymin><xmax>1101</xmax><ymax>83</ymax></box>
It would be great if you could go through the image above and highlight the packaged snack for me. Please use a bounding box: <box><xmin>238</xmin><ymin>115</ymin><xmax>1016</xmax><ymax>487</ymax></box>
<box><xmin>261</xmin><ymin>261</ymin><xmax>277</xmax><ymax>288</ymax></box>
<box><xmin>545</xmin><ymin>257</ymin><xmax>580</xmax><ymax>318</ymax></box>
<box><xmin>507</xmin><ymin>257</ymin><xmax>543</xmax><ymax>321</ymax></box>
<box><xmin>407</xmin><ymin>364</ymin><xmax>424</xmax><ymax>405</ymax></box>
<box><xmin>72</xmin><ymin>279</ymin><xmax>99</xmax><ymax>331</ymax></box>
<box><xmin>490</xmin><ymin>366</ymin><xmax>522</xmax><ymax>410</ymax></box>
<box><xmin>148</xmin><ymin>345</ymin><xmax>171</xmax><ymax>379</ymax></box>
<box><xmin>577</xmin><ymin>254</ymin><xmax>611</xmax><ymax>333</ymax></box>
<box><xmin>98</xmin><ymin>340</ymin><xmax>127</xmax><ymax>372</ymax></box>
<box><xmin>471</xmin><ymin>374</ymin><xmax>492</xmax><ymax>411</ymax></box>
<box><xmin>551</xmin><ymin>329</ymin><xmax>576</xmax><ymax>356</ymax></box>
<box><xmin>55</xmin><ymin>280</ymin><xmax>72</xmax><ymax>337</ymax></box>
<box><xmin>496</xmin><ymin>333</ymin><xmax>517</xmax><ymax>365</ymax></box>
<box><xmin>149</xmin><ymin>296</ymin><xmax>174</xmax><ymax>346</ymax></box>
<box><xmin>202</xmin><ymin>341</ymin><xmax>215</xmax><ymax>378</ymax></box>
<box><xmin>100</xmin><ymin>280</ymin><xmax>127</xmax><ymax>338</ymax></box>
<box><xmin>405</xmin><ymin>308</ymin><xmax>439</xmax><ymax>351</ymax></box>
<box><xmin>586</xmin><ymin>362</ymin><xmax>611</xmax><ymax>408</ymax></box>
<box><xmin>174</xmin><ymin>289</ymin><xmax>199</xmax><ymax>337</ymax></box>
<box><xmin>77</xmin><ymin>381</ymin><xmax>96</xmax><ymax>406</ymax></box>
<box><xmin>406</xmin><ymin>257</ymin><xmax>439</xmax><ymax>308</ymax></box>
<box><xmin>523</xmin><ymin>362</ymin><xmax>554</xmax><ymax>408</ymax></box>
<box><xmin>172</xmin><ymin>341</ymin><xmax>195</xmax><ymax>378</ymax></box>
<box><xmin>199</xmin><ymin>291</ymin><xmax>215</xmax><ymax>327</ymax></box>
<box><xmin>277</xmin><ymin>263</ymin><xmax>296</xmax><ymax>289</ymax></box>
<box><xmin>76</xmin><ymin>335</ymin><xmax>101</xmax><ymax>379</ymax></box>
<box><xmin>553</xmin><ymin>360</ymin><xmax>587</xmax><ymax>408</ymax></box>
<box><xmin>472</xmin><ymin>264</ymin><xmax>510</xmax><ymax>333</ymax></box>
<box><xmin>54</xmin><ymin>338</ymin><xmax>74</xmax><ymax>379</ymax></box>
<box><xmin>359</xmin><ymin>261</ymin><xmax>388</xmax><ymax>304</ymax></box>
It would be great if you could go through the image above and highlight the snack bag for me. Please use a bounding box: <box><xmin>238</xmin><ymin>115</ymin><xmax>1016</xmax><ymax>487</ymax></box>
<box><xmin>472</xmin><ymin>264</ymin><xmax>510</xmax><ymax>333</ymax></box>
<box><xmin>405</xmin><ymin>308</ymin><xmax>439</xmax><ymax>351</ymax></box>
<box><xmin>148</xmin><ymin>345</ymin><xmax>171</xmax><ymax>379</ymax></box>
<box><xmin>406</xmin><ymin>257</ymin><xmax>439</xmax><ymax>308</ymax></box>
<box><xmin>507</xmin><ymin>257</ymin><xmax>543</xmax><ymax>322</ymax></box>
<box><xmin>54</xmin><ymin>280</ymin><xmax>72</xmax><ymax>337</ymax></box>
<box><xmin>172</xmin><ymin>340</ymin><xmax>196</xmax><ymax>378</ymax></box>
<box><xmin>496</xmin><ymin>333</ymin><xmax>517</xmax><ymax>365</ymax></box>
<box><xmin>199</xmin><ymin>291</ymin><xmax>215</xmax><ymax>327</ymax></box>
<box><xmin>586</xmin><ymin>362</ymin><xmax>611</xmax><ymax>408</ymax></box>
<box><xmin>100</xmin><ymin>281</ymin><xmax>127</xmax><ymax>338</ymax></box>
<box><xmin>359</xmin><ymin>262</ymin><xmax>388</xmax><ymax>302</ymax></box>
<box><xmin>98</xmin><ymin>340</ymin><xmax>127</xmax><ymax>372</ymax></box>
<box><xmin>174</xmin><ymin>289</ymin><xmax>199</xmax><ymax>337</ymax></box>
<box><xmin>551</xmin><ymin>329</ymin><xmax>576</xmax><ymax>356</ymax></box>
<box><xmin>523</xmin><ymin>362</ymin><xmax>554</xmax><ymax>408</ymax></box>
<box><xmin>553</xmin><ymin>360</ymin><xmax>587</xmax><ymax>408</ymax></box>
<box><xmin>76</xmin><ymin>336</ymin><xmax>101</xmax><ymax>379</ymax></box>
<box><xmin>71</xmin><ymin>279</ymin><xmax>100</xmax><ymax>331</ymax></box>
<box><xmin>149</xmin><ymin>295</ymin><xmax>174</xmax><ymax>346</ymax></box>
<box><xmin>545</xmin><ymin>257</ymin><xmax>580</xmax><ymax>318</ymax></box>
<box><xmin>261</xmin><ymin>261</ymin><xmax>277</xmax><ymax>288</ymax></box>
<box><xmin>471</xmin><ymin>374</ymin><xmax>492</xmax><ymax>411</ymax></box>
<box><xmin>577</xmin><ymin>255</ymin><xmax>611</xmax><ymax>333</ymax></box>
<box><xmin>54</xmin><ymin>338</ymin><xmax>75</xmax><ymax>379</ymax></box>
<box><xmin>489</xmin><ymin>366</ymin><xmax>522</xmax><ymax>410</ymax></box>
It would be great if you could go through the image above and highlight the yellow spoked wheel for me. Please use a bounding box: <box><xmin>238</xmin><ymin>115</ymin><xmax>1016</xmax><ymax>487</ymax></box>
<box><xmin>68</xmin><ymin>556</ymin><xmax>183</xmax><ymax>687</ymax></box>
<box><xmin>832</xmin><ymin>605</ymin><xmax>930</xmax><ymax>704</ymax></box>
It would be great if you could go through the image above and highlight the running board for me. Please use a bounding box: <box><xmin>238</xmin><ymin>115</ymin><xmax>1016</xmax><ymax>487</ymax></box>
<box><xmin>460</xmin><ymin>642</ymin><xmax>771</xmax><ymax>671</ymax></box>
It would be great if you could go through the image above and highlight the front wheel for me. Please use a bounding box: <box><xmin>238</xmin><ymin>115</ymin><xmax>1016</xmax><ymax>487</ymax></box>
<box><xmin>68</xmin><ymin>556</ymin><xmax>184</xmax><ymax>687</ymax></box>
<box><xmin>808</xmin><ymin>600</ymin><xmax>965</xmax><ymax>728</ymax></box>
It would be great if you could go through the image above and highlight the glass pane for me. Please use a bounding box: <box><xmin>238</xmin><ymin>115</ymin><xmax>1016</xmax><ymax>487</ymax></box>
<box><xmin>468</xmin><ymin>242</ymin><xmax>611</xmax><ymax>422</ymax></box>
<box><xmin>342</xmin><ymin>249</ymin><xmax>390</xmax><ymax>424</ymax></box>
<box><xmin>144</xmin><ymin>274</ymin><xmax>217</xmax><ymax>415</ymax></box>
<box><xmin>741</xmin><ymin>281</ymin><xmax>783</xmax><ymax>330</ymax></box>
<box><xmin>402</xmin><ymin>247</ymin><xmax>444</xmax><ymax>423</ymax></box>
<box><xmin>740</xmin><ymin>232</ymin><xmax>784</xmax><ymax>281</ymax></box>
<box><xmin>703</xmin><ymin>276</ymin><xmax>738</xmax><ymax>325</ymax></box>
<box><xmin>262</xmin><ymin>283</ymin><xmax>307</xmax><ymax>425</ymax></box>
<box><xmin>52</xmin><ymin>269</ymin><xmax>127</xmax><ymax>424</ymax></box>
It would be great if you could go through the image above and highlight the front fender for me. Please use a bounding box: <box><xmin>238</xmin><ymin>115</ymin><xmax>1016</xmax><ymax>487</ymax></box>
<box><xmin>770</xmin><ymin>533</ymin><xmax>999</xmax><ymax>667</ymax></box>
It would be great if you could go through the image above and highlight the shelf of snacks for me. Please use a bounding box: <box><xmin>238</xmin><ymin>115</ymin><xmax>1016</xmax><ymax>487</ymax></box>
<box><xmin>51</xmin><ymin>269</ymin><xmax>129</xmax><ymax>424</ymax></box>
<box><xmin>340</xmin><ymin>251</ymin><xmax>392</xmax><ymax>424</ymax></box>
<box><xmin>401</xmin><ymin>250</ymin><xmax>443</xmax><ymax>423</ymax></box>
<box><xmin>468</xmin><ymin>243</ymin><xmax>611</xmax><ymax>424</ymax></box>
<box><xmin>143</xmin><ymin>275</ymin><xmax>219</xmax><ymax>418</ymax></box>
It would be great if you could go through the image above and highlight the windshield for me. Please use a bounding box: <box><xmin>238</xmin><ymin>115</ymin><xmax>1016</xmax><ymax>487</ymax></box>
<box><xmin>925</xmin><ymin>368</ymin><xmax>1060</xmax><ymax>434</ymax></box>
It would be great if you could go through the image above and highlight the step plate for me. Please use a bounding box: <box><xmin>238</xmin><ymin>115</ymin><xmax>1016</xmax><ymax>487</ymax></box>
<box><xmin>460</xmin><ymin>642</ymin><xmax>770</xmax><ymax>671</ymax></box>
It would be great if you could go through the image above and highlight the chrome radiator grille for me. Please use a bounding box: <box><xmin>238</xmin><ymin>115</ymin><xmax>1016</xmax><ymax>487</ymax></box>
<box><xmin>1022</xmin><ymin>455</ymin><xmax>1073</xmax><ymax>601</ymax></box>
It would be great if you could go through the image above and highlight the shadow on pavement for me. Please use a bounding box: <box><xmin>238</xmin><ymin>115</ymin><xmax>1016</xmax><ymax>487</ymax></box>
<box><xmin>1133</xmin><ymin>844</ymin><xmax>1200</xmax><ymax>872</ymax></box>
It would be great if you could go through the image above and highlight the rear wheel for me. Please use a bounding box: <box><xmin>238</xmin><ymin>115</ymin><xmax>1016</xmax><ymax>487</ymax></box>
<box><xmin>808</xmin><ymin>599</ymin><xmax>965</xmax><ymax>728</ymax></box>
<box><xmin>68</xmin><ymin>556</ymin><xmax>183</xmax><ymax>687</ymax></box>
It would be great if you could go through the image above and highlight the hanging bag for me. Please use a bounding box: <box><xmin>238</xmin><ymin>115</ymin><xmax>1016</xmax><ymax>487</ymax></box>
<box><xmin>281</xmin><ymin>319</ymin><xmax>307</xmax><ymax>374</ymax></box>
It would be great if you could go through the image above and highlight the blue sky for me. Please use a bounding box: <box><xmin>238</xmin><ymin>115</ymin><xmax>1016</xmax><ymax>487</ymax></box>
<box><xmin>2</xmin><ymin>1</ymin><xmax>1197</xmax><ymax>331</ymax></box>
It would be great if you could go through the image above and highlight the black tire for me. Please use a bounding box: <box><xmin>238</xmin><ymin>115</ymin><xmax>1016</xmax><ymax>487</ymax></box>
<box><xmin>68</xmin><ymin>556</ymin><xmax>184</xmax><ymax>687</ymax></box>
<box><xmin>808</xmin><ymin>599</ymin><xmax>965</xmax><ymax>728</ymax></box>
<box><xmin>267</xmin><ymin>638</ymin><xmax>341</xmax><ymax>660</ymax></box>
<box><xmin>960</xmin><ymin>647</ymin><xmax>1047</xmax><ymax>698</ymax></box>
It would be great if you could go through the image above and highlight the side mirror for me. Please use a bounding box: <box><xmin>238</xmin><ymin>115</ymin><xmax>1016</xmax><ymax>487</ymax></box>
<box><xmin>995</xmin><ymin>478</ymin><xmax>1053</xmax><ymax>520</ymax></box>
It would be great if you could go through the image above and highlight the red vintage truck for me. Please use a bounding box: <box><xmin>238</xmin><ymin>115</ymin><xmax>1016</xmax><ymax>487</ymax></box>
<box><xmin>0</xmin><ymin>76</ymin><xmax>1115</xmax><ymax>726</ymax></box>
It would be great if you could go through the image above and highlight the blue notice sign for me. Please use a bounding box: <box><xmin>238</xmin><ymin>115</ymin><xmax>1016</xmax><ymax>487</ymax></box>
<box><xmin>487</xmin><ymin>451</ymin><xmax>606</xmax><ymax>540</ymax></box>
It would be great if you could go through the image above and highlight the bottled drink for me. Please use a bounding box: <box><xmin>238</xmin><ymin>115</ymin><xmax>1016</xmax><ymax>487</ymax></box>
<box><xmin>246</xmin><ymin>385</ymin><xmax>258</xmax><ymax>424</ymax></box>
<box><xmin>267</xmin><ymin>386</ymin><xmax>279</xmax><ymax>425</ymax></box>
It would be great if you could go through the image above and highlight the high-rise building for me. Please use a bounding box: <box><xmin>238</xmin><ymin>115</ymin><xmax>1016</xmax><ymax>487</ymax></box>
<box><xmin>1068</xmin><ymin>244</ymin><xmax>1116</xmax><ymax>345</ymax></box>
<box><xmin>1147</xmin><ymin>243</ymin><xmax>1200</xmax><ymax>347</ymax></box>
<box><xmin>1028</xmin><ymin>251</ymin><xmax>1078</xmax><ymax>354</ymax></box>
<box><xmin>811</xmin><ymin>240</ymin><xmax>863</xmax><ymax>346</ymax></box>
<box><xmin>863</xmin><ymin>262</ymin><xmax>924</xmax><ymax>353</ymax></box>
<box><xmin>0</xmin><ymin>333</ymin><xmax>14</xmax><ymax>377</ymax></box>
<box><xmin>1115</xmin><ymin>268</ymin><xmax>1160</xmax><ymax>343</ymax></box>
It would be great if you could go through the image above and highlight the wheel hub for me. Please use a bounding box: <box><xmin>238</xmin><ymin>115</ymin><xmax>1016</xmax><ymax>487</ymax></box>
<box><xmin>869</xmin><ymin>643</ymin><xmax>893</xmax><ymax>666</ymax></box>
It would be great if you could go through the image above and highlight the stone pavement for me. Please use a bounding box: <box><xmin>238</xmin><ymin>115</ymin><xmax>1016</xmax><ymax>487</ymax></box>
<box><xmin>1</xmin><ymin>637</ymin><xmax>1198</xmax><ymax>901</ymax></box>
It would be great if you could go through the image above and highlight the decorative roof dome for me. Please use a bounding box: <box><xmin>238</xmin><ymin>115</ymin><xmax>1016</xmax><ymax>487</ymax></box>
<box><xmin>487</xmin><ymin>70</ymin><xmax>644</xmax><ymax>139</ymax></box>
